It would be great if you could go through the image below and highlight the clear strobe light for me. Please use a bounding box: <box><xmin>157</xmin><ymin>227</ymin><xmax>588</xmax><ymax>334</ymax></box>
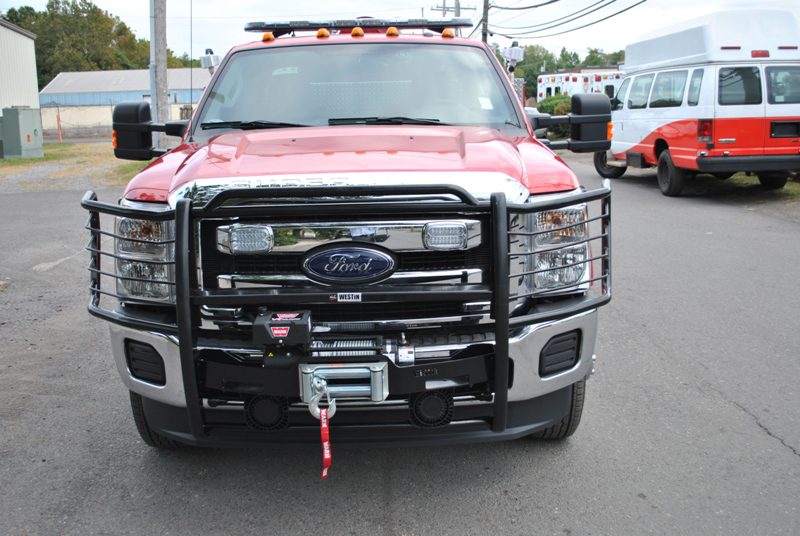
<box><xmin>423</xmin><ymin>222</ymin><xmax>468</xmax><ymax>250</ymax></box>
<box><xmin>217</xmin><ymin>224</ymin><xmax>275</xmax><ymax>255</ymax></box>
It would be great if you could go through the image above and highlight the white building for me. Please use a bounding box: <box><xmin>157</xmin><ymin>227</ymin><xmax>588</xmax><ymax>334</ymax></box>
<box><xmin>0</xmin><ymin>18</ymin><xmax>39</xmax><ymax>114</ymax></box>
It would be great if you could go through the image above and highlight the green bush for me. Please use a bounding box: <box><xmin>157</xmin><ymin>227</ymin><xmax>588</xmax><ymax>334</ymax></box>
<box><xmin>535</xmin><ymin>97</ymin><xmax>573</xmax><ymax>139</ymax></box>
<box><xmin>536</xmin><ymin>95</ymin><xmax>571</xmax><ymax>115</ymax></box>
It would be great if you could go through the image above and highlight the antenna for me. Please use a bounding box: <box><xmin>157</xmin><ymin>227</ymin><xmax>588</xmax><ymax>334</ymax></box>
<box><xmin>189</xmin><ymin>0</ymin><xmax>193</xmax><ymax>113</ymax></box>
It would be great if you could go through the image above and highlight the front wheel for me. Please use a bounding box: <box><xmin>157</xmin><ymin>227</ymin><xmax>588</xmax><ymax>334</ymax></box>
<box><xmin>130</xmin><ymin>391</ymin><xmax>182</xmax><ymax>449</ymax></box>
<box><xmin>530</xmin><ymin>380</ymin><xmax>585</xmax><ymax>440</ymax></box>
<box><xmin>757</xmin><ymin>171</ymin><xmax>788</xmax><ymax>190</ymax></box>
<box><xmin>657</xmin><ymin>150</ymin><xmax>686</xmax><ymax>196</ymax></box>
<box><xmin>593</xmin><ymin>151</ymin><xmax>626</xmax><ymax>178</ymax></box>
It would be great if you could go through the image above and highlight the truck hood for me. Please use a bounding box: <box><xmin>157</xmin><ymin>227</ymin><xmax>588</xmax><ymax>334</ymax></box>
<box><xmin>125</xmin><ymin>125</ymin><xmax>578</xmax><ymax>203</ymax></box>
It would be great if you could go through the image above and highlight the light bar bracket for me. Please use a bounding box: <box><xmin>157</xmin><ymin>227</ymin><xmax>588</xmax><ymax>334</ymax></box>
<box><xmin>245</xmin><ymin>18</ymin><xmax>473</xmax><ymax>38</ymax></box>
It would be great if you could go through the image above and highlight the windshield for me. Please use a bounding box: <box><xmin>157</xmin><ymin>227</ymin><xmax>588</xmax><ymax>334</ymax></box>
<box><xmin>193</xmin><ymin>43</ymin><xmax>523</xmax><ymax>138</ymax></box>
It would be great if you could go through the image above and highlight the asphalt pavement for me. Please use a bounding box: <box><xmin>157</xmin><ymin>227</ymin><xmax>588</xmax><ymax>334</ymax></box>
<box><xmin>0</xmin><ymin>156</ymin><xmax>798</xmax><ymax>535</ymax></box>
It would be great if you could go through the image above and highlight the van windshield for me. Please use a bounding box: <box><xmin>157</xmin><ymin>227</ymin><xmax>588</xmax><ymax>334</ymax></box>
<box><xmin>193</xmin><ymin>43</ymin><xmax>524</xmax><ymax>138</ymax></box>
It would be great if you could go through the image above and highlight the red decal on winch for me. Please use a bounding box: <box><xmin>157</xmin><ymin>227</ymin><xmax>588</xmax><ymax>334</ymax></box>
<box><xmin>270</xmin><ymin>326</ymin><xmax>290</xmax><ymax>338</ymax></box>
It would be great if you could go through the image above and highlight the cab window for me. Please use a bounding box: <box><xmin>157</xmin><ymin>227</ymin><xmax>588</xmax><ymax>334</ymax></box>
<box><xmin>649</xmin><ymin>70</ymin><xmax>688</xmax><ymax>108</ymax></box>
<box><xmin>687</xmin><ymin>69</ymin><xmax>703</xmax><ymax>106</ymax></box>
<box><xmin>719</xmin><ymin>67</ymin><xmax>762</xmax><ymax>105</ymax></box>
<box><xmin>627</xmin><ymin>74</ymin><xmax>654</xmax><ymax>109</ymax></box>
<box><xmin>766</xmin><ymin>66</ymin><xmax>800</xmax><ymax>104</ymax></box>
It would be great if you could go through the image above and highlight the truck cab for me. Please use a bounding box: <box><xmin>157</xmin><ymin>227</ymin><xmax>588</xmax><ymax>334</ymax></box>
<box><xmin>82</xmin><ymin>19</ymin><xmax>612</xmax><ymax>458</ymax></box>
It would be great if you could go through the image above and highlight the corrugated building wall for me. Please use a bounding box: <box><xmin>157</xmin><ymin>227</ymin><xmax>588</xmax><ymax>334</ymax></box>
<box><xmin>38</xmin><ymin>68</ymin><xmax>210</xmax><ymax>136</ymax></box>
<box><xmin>0</xmin><ymin>19</ymin><xmax>39</xmax><ymax>115</ymax></box>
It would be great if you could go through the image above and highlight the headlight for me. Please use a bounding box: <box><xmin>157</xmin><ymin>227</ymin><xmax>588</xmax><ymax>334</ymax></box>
<box><xmin>115</xmin><ymin>201</ymin><xmax>174</xmax><ymax>303</ymax></box>
<box><xmin>528</xmin><ymin>204</ymin><xmax>589</xmax><ymax>294</ymax></box>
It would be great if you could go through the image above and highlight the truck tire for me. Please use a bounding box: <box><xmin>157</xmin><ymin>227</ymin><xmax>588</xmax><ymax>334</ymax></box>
<box><xmin>657</xmin><ymin>151</ymin><xmax>685</xmax><ymax>196</ymax></box>
<box><xmin>757</xmin><ymin>171</ymin><xmax>788</xmax><ymax>190</ymax></box>
<box><xmin>593</xmin><ymin>151</ymin><xmax>626</xmax><ymax>178</ymax></box>
<box><xmin>130</xmin><ymin>391</ymin><xmax>182</xmax><ymax>449</ymax></box>
<box><xmin>530</xmin><ymin>380</ymin><xmax>585</xmax><ymax>440</ymax></box>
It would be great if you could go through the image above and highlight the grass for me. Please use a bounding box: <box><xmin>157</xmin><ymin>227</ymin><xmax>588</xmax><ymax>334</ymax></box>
<box><xmin>0</xmin><ymin>142</ymin><xmax>150</xmax><ymax>186</ymax></box>
<box><xmin>106</xmin><ymin>160</ymin><xmax>152</xmax><ymax>185</ymax></box>
<box><xmin>725</xmin><ymin>172</ymin><xmax>800</xmax><ymax>201</ymax></box>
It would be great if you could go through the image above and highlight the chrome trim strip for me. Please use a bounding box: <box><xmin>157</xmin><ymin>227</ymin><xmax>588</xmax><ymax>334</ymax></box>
<box><xmin>169</xmin><ymin>171</ymin><xmax>531</xmax><ymax>208</ymax></box>
<box><xmin>217</xmin><ymin>268</ymin><xmax>483</xmax><ymax>288</ymax></box>
<box><xmin>216</xmin><ymin>220</ymin><xmax>482</xmax><ymax>253</ymax></box>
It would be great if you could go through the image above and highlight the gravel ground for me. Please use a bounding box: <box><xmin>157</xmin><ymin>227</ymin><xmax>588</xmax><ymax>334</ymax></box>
<box><xmin>0</xmin><ymin>142</ymin><xmax>140</xmax><ymax>194</ymax></box>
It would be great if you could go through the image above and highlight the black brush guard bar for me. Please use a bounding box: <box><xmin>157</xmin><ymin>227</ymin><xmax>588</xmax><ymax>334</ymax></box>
<box><xmin>81</xmin><ymin>182</ymin><xmax>611</xmax><ymax>438</ymax></box>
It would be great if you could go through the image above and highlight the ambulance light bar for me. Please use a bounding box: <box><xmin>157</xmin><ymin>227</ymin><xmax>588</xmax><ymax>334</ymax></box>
<box><xmin>244</xmin><ymin>18</ymin><xmax>473</xmax><ymax>37</ymax></box>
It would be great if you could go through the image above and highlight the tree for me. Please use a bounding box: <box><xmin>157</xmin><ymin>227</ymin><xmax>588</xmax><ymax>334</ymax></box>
<box><xmin>3</xmin><ymin>0</ymin><xmax>196</xmax><ymax>89</ymax></box>
<box><xmin>582</xmin><ymin>47</ymin><xmax>606</xmax><ymax>67</ymax></box>
<box><xmin>556</xmin><ymin>47</ymin><xmax>580</xmax><ymax>71</ymax></box>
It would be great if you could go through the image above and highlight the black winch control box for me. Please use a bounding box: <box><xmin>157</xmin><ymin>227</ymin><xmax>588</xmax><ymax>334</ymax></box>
<box><xmin>253</xmin><ymin>310</ymin><xmax>312</xmax><ymax>351</ymax></box>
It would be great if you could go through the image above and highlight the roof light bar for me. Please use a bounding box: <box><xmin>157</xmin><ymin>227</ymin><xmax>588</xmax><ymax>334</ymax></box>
<box><xmin>244</xmin><ymin>18</ymin><xmax>472</xmax><ymax>38</ymax></box>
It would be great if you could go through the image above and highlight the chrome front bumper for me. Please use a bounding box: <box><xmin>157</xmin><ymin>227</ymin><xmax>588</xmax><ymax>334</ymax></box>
<box><xmin>109</xmin><ymin>308</ymin><xmax>598</xmax><ymax>409</ymax></box>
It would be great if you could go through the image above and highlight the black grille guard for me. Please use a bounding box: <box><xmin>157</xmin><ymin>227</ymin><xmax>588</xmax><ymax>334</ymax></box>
<box><xmin>81</xmin><ymin>181</ymin><xmax>611</xmax><ymax>436</ymax></box>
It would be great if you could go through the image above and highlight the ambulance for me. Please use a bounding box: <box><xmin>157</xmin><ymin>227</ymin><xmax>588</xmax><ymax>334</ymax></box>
<box><xmin>594</xmin><ymin>9</ymin><xmax>800</xmax><ymax>196</ymax></box>
<box><xmin>537</xmin><ymin>69</ymin><xmax>623</xmax><ymax>100</ymax></box>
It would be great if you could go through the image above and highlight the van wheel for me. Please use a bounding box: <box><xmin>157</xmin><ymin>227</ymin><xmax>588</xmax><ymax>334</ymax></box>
<box><xmin>130</xmin><ymin>391</ymin><xmax>182</xmax><ymax>449</ymax></box>
<box><xmin>593</xmin><ymin>151</ymin><xmax>626</xmax><ymax>178</ymax></box>
<box><xmin>530</xmin><ymin>380</ymin><xmax>585</xmax><ymax>440</ymax></box>
<box><xmin>712</xmin><ymin>172</ymin><xmax>734</xmax><ymax>180</ymax></box>
<box><xmin>657</xmin><ymin>151</ymin><xmax>685</xmax><ymax>196</ymax></box>
<box><xmin>757</xmin><ymin>172</ymin><xmax>788</xmax><ymax>190</ymax></box>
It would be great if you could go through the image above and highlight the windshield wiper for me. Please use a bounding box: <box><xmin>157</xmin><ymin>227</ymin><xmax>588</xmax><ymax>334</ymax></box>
<box><xmin>200</xmin><ymin>120</ymin><xmax>310</xmax><ymax>130</ymax></box>
<box><xmin>328</xmin><ymin>116</ymin><xmax>447</xmax><ymax>126</ymax></box>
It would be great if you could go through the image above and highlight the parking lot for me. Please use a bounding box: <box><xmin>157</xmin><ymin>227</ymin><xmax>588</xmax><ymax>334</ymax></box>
<box><xmin>1</xmin><ymin>150</ymin><xmax>798</xmax><ymax>535</ymax></box>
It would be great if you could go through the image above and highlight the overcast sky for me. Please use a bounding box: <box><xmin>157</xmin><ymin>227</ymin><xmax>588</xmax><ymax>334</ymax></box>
<box><xmin>1</xmin><ymin>0</ymin><xmax>797</xmax><ymax>60</ymax></box>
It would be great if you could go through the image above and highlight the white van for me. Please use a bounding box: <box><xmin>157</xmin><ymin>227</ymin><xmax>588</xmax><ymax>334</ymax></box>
<box><xmin>594</xmin><ymin>9</ymin><xmax>800</xmax><ymax>196</ymax></box>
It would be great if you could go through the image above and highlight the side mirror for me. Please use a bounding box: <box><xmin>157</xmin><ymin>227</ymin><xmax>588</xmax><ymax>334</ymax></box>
<box><xmin>112</xmin><ymin>102</ymin><xmax>189</xmax><ymax>160</ymax></box>
<box><xmin>528</xmin><ymin>94</ymin><xmax>611</xmax><ymax>153</ymax></box>
<box><xmin>610</xmin><ymin>97</ymin><xmax>621</xmax><ymax>110</ymax></box>
<box><xmin>568</xmin><ymin>93</ymin><xmax>611</xmax><ymax>153</ymax></box>
<box><xmin>112</xmin><ymin>102</ymin><xmax>153</xmax><ymax>160</ymax></box>
<box><xmin>525</xmin><ymin>108</ymin><xmax>550</xmax><ymax>139</ymax></box>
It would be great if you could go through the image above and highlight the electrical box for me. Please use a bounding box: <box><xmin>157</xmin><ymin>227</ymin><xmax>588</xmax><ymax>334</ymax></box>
<box><xmin>1</xmin><ymin>107</ymin><xmax>44</xmax><ymax>159</ymax></box>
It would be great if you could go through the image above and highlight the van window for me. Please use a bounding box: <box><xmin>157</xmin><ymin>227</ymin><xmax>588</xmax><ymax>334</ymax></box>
<box><xmin>766</xmin><ymin>66</ymin><xmax>800</xmax><ymax>104</ymax></box>
<box><xmin>649</xmin><ymin>70</ymin><xmax>688</xmax><ymax>108</ymax></box>
<box><xmin>612</xmin><ymin>78</ymin><xmax>630</xmax><ymax>111</ymax></box>
<box><xmin>719</xmin><ymin>67</ymin><xmax>762</xmax><ymax>105</ymax></box>
<box><xmin>687</xmin><ymin>69</ymin><xmax>703</xmax><ymax>106</ymax></box>
<box><xmin>628</xmin><ymin>74</ymin><xmax>654</xmax><ymax>109</ymax></box>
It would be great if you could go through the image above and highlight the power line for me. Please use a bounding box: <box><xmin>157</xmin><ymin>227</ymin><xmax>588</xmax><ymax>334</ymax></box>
<box><xmin>490</xmin><ymin>0</ymin><xmax>560</xmax><ymax>10</ymax></box>
<box><xmin>467</xmin><ymin>16</ymin><xmax>485</xmax><ymax>38</ymax></box>
<box><xmin>491</xmin><ymin>0</ymin><xmax>646</xmax><ymax>39</ymax></box>
<box><xmin>491</xmin><ymin>0</ymin><xmax>609</xmax><ymax>30</ymax></box>
<box><xmin>492</xmin><ymin>0</ymin><xmax>617</xmax><ymax>34</ymax></box>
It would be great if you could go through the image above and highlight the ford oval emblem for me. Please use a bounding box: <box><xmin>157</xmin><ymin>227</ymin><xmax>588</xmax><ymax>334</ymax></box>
<box><xmin>302</xmin><ymin>246</ymin><xmax>396</xmax><ymax>284</ymax></box>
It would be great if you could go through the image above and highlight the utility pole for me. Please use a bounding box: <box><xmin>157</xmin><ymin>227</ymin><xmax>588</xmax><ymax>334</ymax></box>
<box><xmin>432</xmin><ymin>1</ymin><xmax>475</xmax><ymax>17</ymax></box>
<box><xmin>149</xmin><ymin>0</ymin><xmax>168</xmax><ymax>147</ymax></box>
<box><xmin>481</xmin><ymin>0</ymin><xmax>489</xmax><ymax>43</ymax></box>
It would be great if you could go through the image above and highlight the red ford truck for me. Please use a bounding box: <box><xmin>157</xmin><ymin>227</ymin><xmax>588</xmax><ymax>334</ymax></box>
<box><xmin>82</xmin><ymin>19</ymin><xmax>612</xmax><ymax>455</ymax></box>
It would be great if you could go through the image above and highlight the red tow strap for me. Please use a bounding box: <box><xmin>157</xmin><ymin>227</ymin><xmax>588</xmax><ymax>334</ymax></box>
<box><xmin>320</xmin><ymin>407</ymin><xmax>332</xmax><ymax>479</ymax></box>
